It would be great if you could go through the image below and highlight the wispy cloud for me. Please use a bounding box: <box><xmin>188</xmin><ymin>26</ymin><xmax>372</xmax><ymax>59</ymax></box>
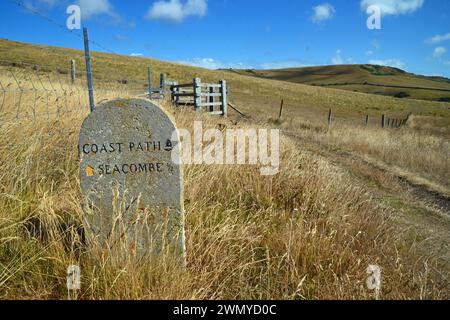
<box><xmin>311</xmin><ymin>3</ymin><xmax>335</xmax><ymax>23</ymax></box>
<box><xmin>332</xmin><ymin>49</ymin><xmax>344</xmax><ymax>64</ymax></box>
<box><xmin>369</xmin><ymin>59</ymin><xmax>405</xmax><ymax>69</ymax></box>
<box><xmin>432</xmin><ymin>47</ymin><xmax>447</xmax><ymax>59</ymax></box>
<box><xmin>360</xmin><ymin>0</ymin><xmax>424</xmax><ymax>16</ymax></box>
<box><xmin>23</xmin><ymin>0</ymin><xmax>122</xmax><ymax>21</ymax></box>
<box><xmin>177</xmin><ymin>58</ymin><xmax>308</xmax><ymax>70</ymax></box>
<box><xmin>130</xmin><ymin>53</ymin><xmax>144</xmax><ymax>57</ymax></box>
<box><xmin>177</xmin><ymin>58</ymin><xmax>249</xmax><ymax>70</ymax></box>
<box><xmin>76</xmin><ymin>0</ymin><xmax>116</xmax><ymax>19</ymax></box>
<box><xmin>22</xmin><ymin>0</ymin><xmax>58</xmax><ymax>12</ymax></box>
<box><xmin>146</xmin><ymin>0</ymin><xmax>207</xmax><ymax>23</ymax></box>
<box><xmin>426</xmin><ymin>33</ymin><xmax>450</xmax><ymax>44</ymax></box>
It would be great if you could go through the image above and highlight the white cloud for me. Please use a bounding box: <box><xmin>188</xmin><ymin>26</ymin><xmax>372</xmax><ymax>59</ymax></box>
<box><xmin>432</xmin><ymin>47</ymin><xmax>447</xmax><ymax>59</ymax></box>
<box><xmin>360</xmin><ymin>0</ymin><xmax>424</xmax><ymax>16</ymax></box>
<box><xmin>177</xmin><ymin>58</ymin><xmax>249</xmax><ymax>70</ymax></box>
<box><xmin>146</xmin><ymin>0</ymin><xmax>207</xmax><ymax>23</ymax></box>
<box><xmin>366</xmin><ymin>50</ymin><xmax>374</xmax><ymax>56</ymax></box>
<box><xmin>332</xmin><ymin>49</ymin><xmax>344</xmax><ymax>64</ymax></box>
<box><xmin>130</xmin><ymin>53</ymin><xmax>144</xmax><ymax>57</ymax></box>
<box><xmin>76</xmin><ymin>0</ymin><xmax>115</xmax><ymax>18</ymax></box>
<box><xmin>23</xmin><ymin>0</ymin><xmax>58</xmax><ymax>11</ymax></box>
<box><xmin>426</xmin><ymin>33</ymin><xmax>450</xmax><ymax>44</ymax></box>
<box><xmin>311</xmin><ymin>3</ymin><xmax>335</xmax><ymax>23</ymax></box>
<box><xmin>369</xmin><ymin>59</ymin><xmax>406</xmax><ymax>69</ymax></box>
<box><xmin>177</xmin><ymin>58</ymin><xmax>309</xmax><ymax>70</ymax></box>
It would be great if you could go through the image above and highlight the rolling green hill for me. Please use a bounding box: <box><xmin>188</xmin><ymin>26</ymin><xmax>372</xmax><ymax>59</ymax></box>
<box><xmin>225</xmin><ymin>64</ymin><xmax>450</xmax><ymax>102</ymax></box>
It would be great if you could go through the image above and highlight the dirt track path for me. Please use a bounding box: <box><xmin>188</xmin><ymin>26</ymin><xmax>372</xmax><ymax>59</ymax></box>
<box><xmin>283</xmin><ymin>130</ymin><xmax>450</xmax><ymax>282</ymax></box>
<box><xmin>283</xmin><ymin>130</ymin><xmax>450</xmax><ymax>217</ymax></box>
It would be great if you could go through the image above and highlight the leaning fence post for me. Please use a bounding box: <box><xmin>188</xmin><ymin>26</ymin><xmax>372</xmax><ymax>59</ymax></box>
<box><xmin>83</xmin><ymin>27</ymin><xmax>95</xmax><ymax>113</ymax></box>
<box><xmin>365</xmin><ymin>115</ymin><xmax>369</xmax><ymax>126</ymax></box>
<box><xmin>220</xmin><ymin>80</ymin><xmax>228</xmax><ymax>117</ymax></box>
<box><xmin>194</xmin><ymin>78</ymin><xmax>202</xmax><ymax>112</ymax></box>
<box><xmin>328</xmin><ymin>109</ymin><xmax>332</xmax><ymax>126</ymax></box>
<box><xmin>278</xmin><ymin>99</ymin><xmax>284</xmax><ymax>120</ymax></box>
<box><xmin>381</xmin><ymin>114</ymin><xmax>385</xmax><ymax>128</ymax></box>
<box><xmin>71</xmin><ymin>60</ymin><xmax>76</xmax><ymax>84</ymax></box>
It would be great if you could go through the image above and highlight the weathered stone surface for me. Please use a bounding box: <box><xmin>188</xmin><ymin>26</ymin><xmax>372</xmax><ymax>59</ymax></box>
<box><xmin>79</xmin><ymin>98</ymin><xmax>185</xmax><ymax>258</ymax></box>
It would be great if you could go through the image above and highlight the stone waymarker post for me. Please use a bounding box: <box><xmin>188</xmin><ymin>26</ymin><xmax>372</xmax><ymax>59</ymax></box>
<box><xmin>79</xmin><ymin>98</ymin><xmax>185</xmax><ymax>260</ymax></box>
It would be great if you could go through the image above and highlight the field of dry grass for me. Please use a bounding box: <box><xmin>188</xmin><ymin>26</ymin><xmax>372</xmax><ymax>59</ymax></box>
<box><xmin>278</xmin><ymin>117</ymin><xmax>450</xmax><ymax>194</ymax></box>
<box><xmin>0</xmin><ymin>39</ymin><xmax>449</xmax><ymax>300</ymax></box>
<box><xmin>0</xmin><ymin>101</ymin><xmax>448</xmax><ymax>300</ymax></box>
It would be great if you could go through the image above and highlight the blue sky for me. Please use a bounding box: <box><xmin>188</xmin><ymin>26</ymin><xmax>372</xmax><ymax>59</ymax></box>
<box><xmin>0</xmin><ymin>0</ymin><xmax>449</xmax><ymax>77</ymax></box>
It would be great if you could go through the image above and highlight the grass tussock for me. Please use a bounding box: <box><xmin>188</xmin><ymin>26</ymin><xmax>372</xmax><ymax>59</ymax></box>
<box><xmin>0</xmin><ymin>101</ymin><xmax>447</xmax><ymax>300</ymax></box>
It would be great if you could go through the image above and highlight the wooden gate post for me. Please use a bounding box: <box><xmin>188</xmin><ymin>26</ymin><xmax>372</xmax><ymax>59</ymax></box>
<box><xmin>220</xmin><ymin>80</ymin><xmax>228</xmax><ymax>117</ymax></box>
<box><xmin>194</xmin><ymin>78</ymin><xmax>202</xmax><ymax>111</ymax></box>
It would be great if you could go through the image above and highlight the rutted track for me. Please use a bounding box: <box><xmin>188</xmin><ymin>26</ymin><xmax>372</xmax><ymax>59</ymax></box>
<box><xmin>283</xmin><ymin>130</ymin><xmax>450</xmax><ymax>217</ymax></box>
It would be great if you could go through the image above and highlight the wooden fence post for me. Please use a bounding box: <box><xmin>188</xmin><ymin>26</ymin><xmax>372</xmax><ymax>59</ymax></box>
<box><xmin>71</xmin><ymin>60</ymin><xmax>76</xmax><ymax>84</ymax></box>
<box><xmin>278</xmin><ymin>99</ymin><xmax>284</xmax><ymax>120</ymax></box>
<box><xmin>147</xmin><ymin>66</ymin><xmax>152</xmax><ymax>97</ymax></box>
<box><xmin>194</xmin><ymin>78</ymin><xmax>202</xmax><ymax>111</ymax></box>
<box><xmin>220</xmin><ymin>80</ymin><xmax>228</xmax><ymax>117</ymax></box>
<box><xmin>160</xmin><ymin>73</ymin><xmax>166</xmax><ymax>96</ymax></box>
<box><xmin>381</xmin><ymin>114</ymin><xmax>385</xmax><ymax>128</ymax></box>
<box><xmin>365</xmin><ymin>115</ymin><xmax>369</xmax><ymax>126</ymax></box>
<box><xmin>83</xmin><ymin>27</ymin><xmax>95</xmax><ymax>113</ymax></box>
<box><xmin>328</xmin><ymin>109</ymin><xmax>332</xmax><ymax>126</ymax></box>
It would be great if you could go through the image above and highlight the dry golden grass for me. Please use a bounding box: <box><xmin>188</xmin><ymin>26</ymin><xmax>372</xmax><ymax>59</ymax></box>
<box><xmin>0</xmin><ymin>91</ymin><xmax>448</xmax><ymax>299</ymax></box>
<box><xmin>280</xmin><ymin>117</ymin><xmax>450</xmax><ymax>193</ymax></box>
<box><xmin>0</xmin><ymin>40</ymin><xmax>449</xmax><ymax>299</ymax></box>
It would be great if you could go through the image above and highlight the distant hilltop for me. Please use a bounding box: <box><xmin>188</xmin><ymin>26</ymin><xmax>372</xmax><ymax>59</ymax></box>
<box><xmin>224</xmin><ymin>64</ymin><xmax>450</xmax><ymax>102</ymax></box>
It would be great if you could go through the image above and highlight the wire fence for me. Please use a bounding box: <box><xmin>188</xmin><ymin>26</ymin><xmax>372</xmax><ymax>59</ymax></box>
<box><xmin>0</xmin><ymin>60</ymin><xmax>148</xmax><ymax>125</ymax></box>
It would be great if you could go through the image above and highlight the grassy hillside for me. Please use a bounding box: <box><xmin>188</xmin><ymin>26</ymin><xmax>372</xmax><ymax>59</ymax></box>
<box><xmin>0</xmin><ymin>39</ymin><xmax>449</xmax><ymax>300</ymax></box>
<box><xmin>226</xmin><ymin>64</ymin><xmax>450</xmax><ymax>102</ymax></box>
<box><xmin>1</xmin><ymin>39</ymin><xmax>450</xmax><ymax>132</ymax></box>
